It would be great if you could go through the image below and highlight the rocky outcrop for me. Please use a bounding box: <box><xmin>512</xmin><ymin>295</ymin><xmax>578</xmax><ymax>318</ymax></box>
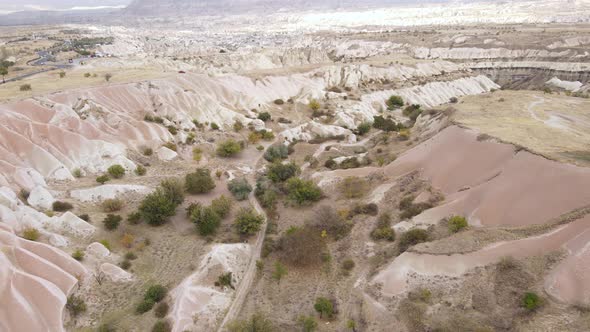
<box><xmin>0</xmin><ymin>223</ymin><xmax>87</xmax><ymax>332</ymax></box>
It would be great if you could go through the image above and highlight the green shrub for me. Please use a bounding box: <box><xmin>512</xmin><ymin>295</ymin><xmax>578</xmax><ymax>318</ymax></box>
<box><xmin>522</xmin><ymin>292</ymin><xmax>542</xmax><ymax>311</ymax></box>
<box><xmin>228</xmin><ymin>178</ymin><xmax>253</xmax><ymax>201</ymax></box>
<box><xmin>190</xmin><ymin>205</ymin><xmax>221</xmax><ymax>236</ymax></box>
<box><xmin>53</xmin><ymin>201</ymin><xmax>73</xmax><ymax>212</ymax></box>
<box><xmin>66</xmin><ymin>295</ymin><xmax>87</xmax><ymax>317</ymax></box>
<box><xmin>299</xmin><ymin>315</ymin><xmax>318</xmax><ymax>332</ymax></box>
<box><xmin>96</xmin><ymin>175</ymin><xmax>110</xmax><ymax>184</ymax></box>
<box><xmin>136</xmin><ymin>299</ymin><xmax>155</xmax><ymax>314</ymax></box>
<box><xmin>185</xmin><ymin>168</ymin><xmax>215</xmax><ymax>194</ymax></box>
<box><xmin>215</xmin><ymin>272</ymin><xmax>234</xmax><ymax>289</ymax></box>
<box><xmin>386</xmin><ymin>95</ymin><xmax>404</xmax><ymax>109</ymax></box>
<box><xmin>22</xmin><ymin>228</ymin><xmax>40</xmax><ymax>241</ymax></box>
<box><xmin>102</xmin><ymin>198</ymin><xmax>124</xmax><ymax>212</ymax></box>
<box><xmin>167</xmin><ymin>125</ymin><xmax>177</xmax><ymax>135</ymax></box>
<box><xmin>72</xmin><ymin>250</ymin><xmax>85</xmax><ymax>261</ymax></box>
<box><xmin>160</xmin><ymin>178</ymin><xmax>185</xmax><ymax>205</ymax></box>
<box><xmin>399</xmin><ymin>228</ymin><xmax>429</xmax><ymax>252</ymax></box>
<box><xmin>107</xmin><ymin>164</ymin><xmax>125</xmax><ymax>179</ymax></box>
<box><xmin>233</xmin><ymin>120</ymin><xmax>244</xmax><ymax>132</ymax></box>
<box><xmin>145</xmin><ymin>285</ymin><xmax>167</xmax><ymax>302</ymax></box>
<box><xmin>286</xmin><ymin>177</ymin><xmax>322</xmax><ymax>205</ymax></box>
<box><xmin>371</xmin><ymin>213</ymin><xmax>395</xmax><ymax>241</ymax></box>
<box><xmin>139</xmin><ymin>189</ymin><xmax>178</xmax><ymax>226</ymax></box>
<box><xmin>274</xmin><ymin>99</ymin><xmax>285</xmax><ymax>105</ymax></box>
<box><xmin>308</xmin><ymin>99</ymin><xmax>320</xmax><ymax>111</ymax></box>
<box><xmin>314</xmin><ymin>297</ymin><xmax>334</xmax><ymax>319</ymax></box>
<box><xmin>211</xmin><ymin>195</ymin><xmax>233</xmax><ymax>218</ymax></box>
<box><xmin>263</xmin><ymin>144</ymin><xmax>289</xmax><ymax>162</ymax></box>
<box><xmin>357</xmin><ymin>122</ymin><xmax>372</xmax><ymax>135</ymax></box>
<box><xmin>403</xmin><ymin>104</ymin><xmax>422</xmax><ymax>121</ymax></box>
<box><xmin>211</xmin><ymin>122</ymin><xmax>220</xmax><ymax>130</ymax></box>
<box><xmin>258</xmin><ymin>112</ymin><xmax>271</xmax><ymax>122</ymax></box>
<box><xmin>135</xmin><ymin>165</ymin><xmax>147</xmax><ymax>176</ymax></box>
<box><xmin>152</xmin><ymin>320</ymin><xmax>171</xmax><ymax>332</ymax></box>
<box><xmin>217</xmin><ymin>139</ymin><xmax>242</xmax><ymax>157</ymax></box>
<box><xmin>154</xmin><ymin>302</ymin><xmax>169</xmax><ymax>318</ymax></box>
<box><xmin>448</xmin><ymin>215</ymin><xmax>468</xmax><ymax>233</ymax></box>
<box><xmin>72</xmin><ymin>168</ymin><xmax>82</xmax><ymax>178</ymax></box>
<box><xmin>143</xmin><ymin>147</ymin><xmax>153</xmax><ymax>156</ymax></box>
<box><xmin>373</xmin><ymin>116</ymin><xmax>399</xmax><ymax>132</ymax></box>
<box><xmin>267</xmin><ymin>162</ymin><xmax>299</xmax><ymax>182</ymax></box>
<box><xmin>99</xmin><ymin>239</ymin><xmax>111</xmax><ymax>251</ymax></box>
<box><xmin>102</xmin><ymin>214</ymin><xmax>122</xmax><ymax>231</ymax></box>
<box><xmin>20</xmin><ymin>84</ymin><xmax>32</xmax><ymax>91</ymax></box>
<box><xmin>234</xmin><ymin>208</ymin><xmax>264</xmax><ymax>235</ymax></box>
<box><xmin>127</xmin><ymin>212</ymin><xmax>142</xmax><ymax>225</ymax></box>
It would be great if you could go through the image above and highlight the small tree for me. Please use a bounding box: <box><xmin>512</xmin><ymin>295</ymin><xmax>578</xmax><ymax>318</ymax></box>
<box><xmin>234</xmin><ymin>208</ymin><xmax>264</xmax><ymax>235</ymax></box>
<box><xmin>107</xmin><ymin>164</ymin><xmax>125</xmax><ymax>179</ymax></box>
<box><xmin>102</xmin><ymin>214</ymin><xmax>122</xmax><ymax>231</ymax></box>
<box><xmin>211</xmin><ymin>195</ymin><xmax>233</xmax><ymax>218</ymax></box>
<box><xmin>272</xmin><ymin>261</ymin><xmax>287</xmax><ymax>285</ymax></box>
<box><xmin>314</xmin><ymin>297</ymin><xmax>334</xmax><ymax>319</ymax></box>
<box><xmin>160</xmin><ymin>178</ymin><xmax>185</xmax><ymax>205</ymax></box>
<box><xmin>267</xmin><ymin>162</ymin><xmax>299</xmax><ymax>182</ymax></box>
<box><xmin>217</xmin><ymin>139</ymin><xmax>242</xmax><ymax>157</ymax></box>
<box><xmin>228</xmin><ymin>177</ymin><xmax>253</xmax><ymax>201</ymax></box>
<box><xmin>448</xmin><ymin>215</ymin><xmax>468</xmax><ymax>233</ymax></box>
<box><xmin>286</xmin><ymin>177</ymin><xmax>322</xmax><ymax>205</ymax></box>
<box><xmin>386</xmin><ymin>95</ymin><xmax>404</xmax><ymax>110</ymax></box>
<box><xmin>139</xmin><ymin>189</ymin><xmax>178</xmax><ymax>226</ymax></box>
<box><xmin>185</xmin><ymin>168</ymin><xmax>216</xmax><ymax>194</ymax></box>
<box><xmin>191</xmin><ymin>205</ymin><xmax>221</xmax><ymax>236</ymax></box>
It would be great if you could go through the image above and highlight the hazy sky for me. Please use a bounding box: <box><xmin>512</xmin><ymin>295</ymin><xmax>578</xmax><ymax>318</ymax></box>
<box><xmin>0</xmin><ymin>0</ymin><xmax>132</xmax><ymax>14</ymax></box>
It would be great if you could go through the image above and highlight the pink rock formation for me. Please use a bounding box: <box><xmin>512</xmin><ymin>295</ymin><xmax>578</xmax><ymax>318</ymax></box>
<box><xmin>0</xmin><ymin>223</ymin><xmax>87</xmax><ymax>332</ymax></box>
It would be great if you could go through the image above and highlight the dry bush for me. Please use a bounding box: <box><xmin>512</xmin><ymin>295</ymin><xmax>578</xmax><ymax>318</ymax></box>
<box><xmin>102</xmin><ymin>198</ymin><xmax>124</xmax><ymax>212</ymax></box>
<box><xmin>339</xmin><ymin>176</ymin><xmax>369</xmax><ymax>199</ymax></box>
<box><xmin>278</xmin><ymin>227</ymin><xmax>325</xmax><ymax>267</ymax></box>
<box><xmin>307</xmin><ymin>205</ymin><xmax>352</xmax><ymax>240</ymax></box>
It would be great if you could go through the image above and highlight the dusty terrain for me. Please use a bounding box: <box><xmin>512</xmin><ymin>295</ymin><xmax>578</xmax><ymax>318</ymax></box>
<box><xmin>1</xmin><ymin>1</ymin><xmax>590</xmax><ymax>332</ymax></box>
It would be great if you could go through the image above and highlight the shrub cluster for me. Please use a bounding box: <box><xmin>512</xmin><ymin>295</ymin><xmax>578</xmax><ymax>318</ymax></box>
<box><xmin>263</xmin><ymin>144</ymin><xmax>289</xmax><ymax>162</ymax></box>
<box><xmin>399</xmin><ymin>195</ymin><xmax>433</xmax><ymax>220</ymax></box>
<box><xmin>188</xmin><ymin>195</ymin><xmax>233</xmax><ymax>236</ymax></box>
<box><xmin>137</xmin><ymin>285</ymin><xmax>167</xmax><ymax>314</ymax></box>
<box><xmin>403</xmin><ymin>104</ymin><xmax>423</xmax><ymax>121</ymax></box>
<box><xmin>448</xmin><ymin>215</ymin><xmax>468</xmax><ymax>233</ymax></box>
<box><xmin>285</xmin><ymin>177</ymin><xmax>322</xmax><ymax>205</ymax></box>
<box><xmin>314</xmin><ymin>297</ymin><xmax>335</xmax><ymax>319</ymax></box>
<box><xmin>257</xmin><ymin>112</ymin><xmax>271</xmax><ymax>122</ymax></box>
<box><xmin>234</xmin><ymin>208</ymin><xmax>264</xmax><ymax>235</ymax></box>
<box><xmin>107</xmin><ymin>164</ymin><xmax>126</xmax><ymax>179</ymax></box>
<box><xmin>102</xmin><ymin>214</ymin><xmax>122</xmax><ymax>231</ymax></box>
<box><xmin>139</xmin><ymin>179</ymin><xmax>185</xmax><ymax>226</ymax></box>
<box><xmin>217</xmin><ymin>139</ymin><xmax>242</xmax><ymax>157</ymax></box>
<box><xmin>398</xmin><ymin>228</ymin><xmax>429</xmax><ymax>252</ymax></box>
<box><xmin>102</xmin><ymin>198</ymin><xmax>124</xmax><ymax>212</ymax></box>
<box><xmin>371</xmin><ymin>213</ymin><xmax>396</xmax><ymax>241</ymax></box>
<box><xmin>386</xmin><ymin>95</ymin><xmax>404</xmax><ymax>110</ymax></box>
<box><xmin>373</xmin><ymin>115</ymin><xmax>401</xmax><ymax>132</ymax></box>
<box><xmin>267</xmin><ymin>162</ymin><xmax>299</xmax><ymax>183</ymax></box>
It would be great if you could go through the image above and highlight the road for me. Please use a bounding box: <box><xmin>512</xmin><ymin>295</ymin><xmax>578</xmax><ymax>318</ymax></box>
<box><xmin>2</xmin><ymin>51</ymin><xmax>84</xmax><ymax>84</ymax></box>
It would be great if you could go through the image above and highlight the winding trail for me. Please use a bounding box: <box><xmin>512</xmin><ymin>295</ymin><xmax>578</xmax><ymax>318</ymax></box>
<box><xmin>216</xmin><ymin>140</ymin><xmax>275</xmax><ymax>331</ymax></box>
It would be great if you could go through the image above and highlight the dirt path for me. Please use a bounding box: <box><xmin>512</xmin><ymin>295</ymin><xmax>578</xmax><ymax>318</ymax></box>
<box><xmin>216</xmin><ymin>140</ymin><xmax>275</xmax><ymax>331</ymax></box>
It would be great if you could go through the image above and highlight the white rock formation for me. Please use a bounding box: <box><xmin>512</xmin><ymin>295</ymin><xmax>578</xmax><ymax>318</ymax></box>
<box><xmin>99</xmin><ymin>263</ymin><xmax>134</xmax><ymax>283</ymax></box>
<box><xmin>546</xmin><ymin>77</ymin><xmax>583</xmax><ymax>92</ymax></box>
<box><xmin>157</xmin><ymin>146</ymin><xmax>178</xmax><ymax>161</ymax></box>
<box><xmin>0</xmin><ymin>223</ymin><xmax>87</xmax><ymax>332</ymax></box>
<box><xmin>281</xmin><ymin>121</ymin><xmax>356</xmax><ymax>143</ymax></box>
<box><xmin>27</xmin><ymin>186</ymin><xmax>55</xmax><ymax>210</ymax></box>
<box><xmin>169</xmin><ymin>243</ymin><xmax>251</xmax><ymax>332</ymax></box>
